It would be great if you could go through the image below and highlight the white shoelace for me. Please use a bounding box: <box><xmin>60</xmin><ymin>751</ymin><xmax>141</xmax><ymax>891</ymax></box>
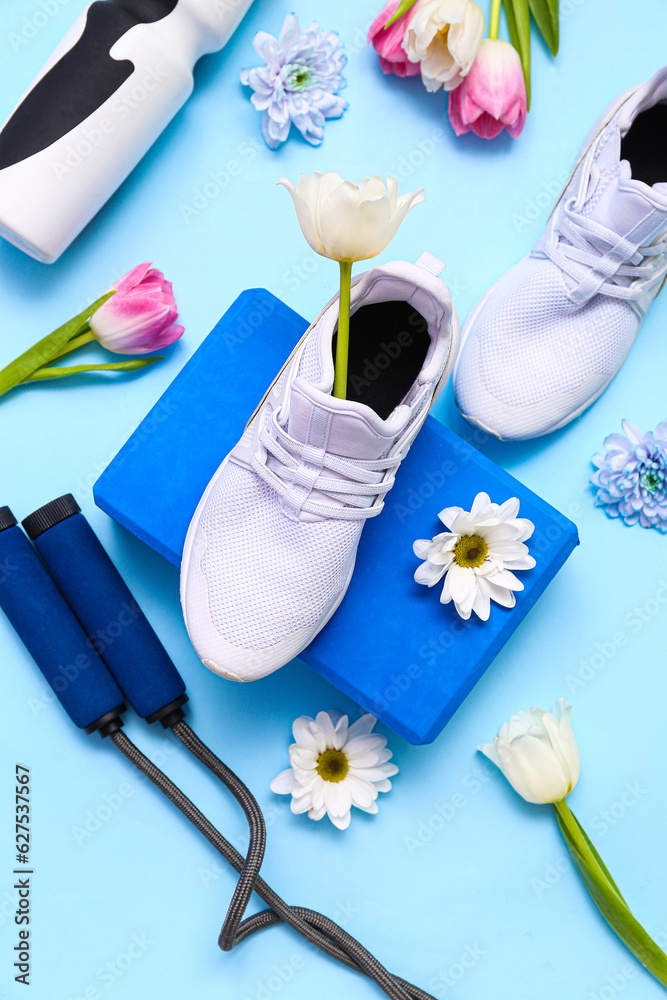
<box><xmin>545</xmin><ymin>200</ymin><xmax>667</xmax><ymax>303</ymax></box>
<box><xmin>544</xmin><ymin>153</ymin><xmax>667</xmax><ymax>304</ymax></box>
<box><xmin>250</xmin><ymin>410</ymin><xmax>403</xmax><ymax>521</ymax></box>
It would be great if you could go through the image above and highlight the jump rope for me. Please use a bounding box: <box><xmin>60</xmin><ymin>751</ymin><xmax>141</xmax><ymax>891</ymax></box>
<box><xmin>0</xmin><ymin>495</ymin><xmax>435</xmax><ymax>1000</ymax></box>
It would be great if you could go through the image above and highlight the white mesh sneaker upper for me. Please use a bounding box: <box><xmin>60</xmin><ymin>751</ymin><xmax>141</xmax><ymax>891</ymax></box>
<box><xmin>199</xmin><ymin>461</ymin><xmax>361</xmax><ymax>649</ymax></box>
<box><xmin>296</xmin><ymin>323</ymin><xmax>324</xmax><ymax>383</ymax></box>
<box><xmin>458</xmin><ymin>255</ymin><xmax>638</xmax><ymax>409</ymax></box>
<box><xmin>455</xmin><ymin>65</ymin><xmax>667</xmax><ymax>440</ymax></box>
<box><xmin>180</xmin><ymin>257</ymin><xmax>458</xmax><ymax>681</ymax></box>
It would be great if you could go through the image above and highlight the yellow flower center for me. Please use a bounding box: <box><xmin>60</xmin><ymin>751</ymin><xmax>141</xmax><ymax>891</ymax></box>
<box><xmin>436</xmin><ymin>24</ymin><xmax>451</xmax><ymax>47</ymax></box>
<box><xmin>316</xmin><ymin>748</ymin><xmax>349</xmax><ymax>783</ymax></box>
<box><xmin>453</xmin><ymin>534</ymin><xmax>488</xmax><ymax>568</ymax></box>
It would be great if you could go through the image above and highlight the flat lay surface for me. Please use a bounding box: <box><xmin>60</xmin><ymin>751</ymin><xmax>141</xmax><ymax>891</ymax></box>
<box><xmin>0</xmin><ymin>0</ymin><xmax>666</xmax><ymax>997</ymax></box>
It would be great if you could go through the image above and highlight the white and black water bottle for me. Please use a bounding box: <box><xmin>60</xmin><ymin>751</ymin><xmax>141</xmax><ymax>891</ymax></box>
<box><xmin>0</xmin><ymin>0</ymin><xmax>254</xmax><ymax>264</ymax></box>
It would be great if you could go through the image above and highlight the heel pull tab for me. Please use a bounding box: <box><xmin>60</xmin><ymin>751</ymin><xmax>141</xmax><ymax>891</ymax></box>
<box><xmin>415</xmin><ymin>251</ymin><xmax>445</xmax><ymax>277</ymax></box>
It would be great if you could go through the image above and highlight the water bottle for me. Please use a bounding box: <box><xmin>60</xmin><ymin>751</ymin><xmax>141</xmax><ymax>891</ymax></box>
<box><xmin>0</xmin><ymin>0</ymin><xmax>255</xmax><ymax>264</ymax></box>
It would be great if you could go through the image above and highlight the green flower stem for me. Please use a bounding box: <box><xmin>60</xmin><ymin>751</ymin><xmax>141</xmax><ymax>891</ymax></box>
<box><xmin>385</xmin><ymin>0</ymin><xmax>419</xmax><ymax>28</ymax></box>
<box><xmin>46</xmin><ymin>326</ymin><xmax>94</xmax><ymax>364</ymax></box>
<box><xmin>489</xmin><ymin>0</ymin><xmax>502</xmax><ymax>39</ymax></box>
<box><xmin>23</xmin><ymin>357</ymin><xmax>162</xmax><ymax>383</ymax></box>
<box><xmin>554</xmin><ymin>799</ymin><xmax>667</xmax><ymax>988</ymax></box>
<box><xmin>0</xmin><ymin>292</ymin><xmax>113</xmax><ymax>398</ymax></box>
<box><xmin>333</xmin><ymin>260</ymin><xmax>352</xmax><ymax>400</ymax></box>
<box><xmin>554</xmin><ymin>799</ymin><xmax>623</xmax><ymax>901</ymax></box>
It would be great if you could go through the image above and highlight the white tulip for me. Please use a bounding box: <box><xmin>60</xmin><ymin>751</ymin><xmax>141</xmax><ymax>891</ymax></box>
<box><xmin>277</xmin><ymin>172</ymin><xmax>424</xmax><ymax>262</ymax></box>
<box><xmin>403</xmin><ymin>0</ymin><xmax>485</xmax><ymax>93</ymax></box>
<box><xmin>479</xmin><ymin>699</ymin><xmax>580</xmax><ymax>805</ymax></box>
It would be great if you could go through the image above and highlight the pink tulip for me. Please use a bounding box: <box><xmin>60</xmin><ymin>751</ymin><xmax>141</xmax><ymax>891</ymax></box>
<box><xmin>367</xmin><ymin>0</ymin><xmax>421</xmax><ymax>78</ymax></box>
<box><xmin>448</xmin><ymin>38</ymin><xmax>527</xmax><ymax>139</ymax></box>
<box><xmin>90</xmin><ymin>262</ymin><xmax>184</xmax><ymax>354</ymax></box>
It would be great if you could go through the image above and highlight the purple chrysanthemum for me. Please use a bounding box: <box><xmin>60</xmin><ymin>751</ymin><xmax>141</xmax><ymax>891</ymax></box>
<box><xmin>591</xmin><ymin>419</ymin><xmax>667</xmax><ymax>532</ymax></box>
<box><xmin>240</xmin><ymin>14</ymin><xmax>348</xmax><ymax>150</ymax></box>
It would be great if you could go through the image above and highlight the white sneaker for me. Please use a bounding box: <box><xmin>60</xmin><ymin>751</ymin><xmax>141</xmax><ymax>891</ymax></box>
<box><xmin>180</xmin><ymin>254</ymin><xmax>459</xmax><ymax>681</ymax></box>
<box><xmin>454</xmin><ymin>65</ymin><xmax>667</xmax><ymax>441</ymax></box>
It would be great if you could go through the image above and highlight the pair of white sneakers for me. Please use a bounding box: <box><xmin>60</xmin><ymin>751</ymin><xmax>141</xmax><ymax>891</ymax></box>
<box><xmin>181</xmin><ymin>66</ymin><xmax>667</xmax><ymax>682</ymax></box>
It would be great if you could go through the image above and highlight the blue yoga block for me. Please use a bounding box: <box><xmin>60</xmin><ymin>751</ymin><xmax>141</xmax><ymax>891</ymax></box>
<box><xmin>94</xmin><ymin>289</ymin><xmax>579</xmax><ymax>744</ymax></box>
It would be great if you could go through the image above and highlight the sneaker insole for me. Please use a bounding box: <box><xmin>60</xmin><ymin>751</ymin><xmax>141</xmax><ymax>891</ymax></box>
<box><xmin>620</xmin><ymin>103</ymin><xmax>667</xmax><ymax>189</ymax></box>
<box><xmin>331</xmin><ymin>301</ymin><xmax>431</xmax><ymax>420</ymax></box>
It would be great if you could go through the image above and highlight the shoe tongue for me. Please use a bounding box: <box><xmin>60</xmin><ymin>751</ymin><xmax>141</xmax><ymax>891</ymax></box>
<box><xmin>583</xmin><ymin>128</ymin><xmax>667</xmax><ymax>245</ymax></box>
<box><xmin>287</xmin><ymin>377</ymin><xmax>408</xmax><ymax>460</ymax></box>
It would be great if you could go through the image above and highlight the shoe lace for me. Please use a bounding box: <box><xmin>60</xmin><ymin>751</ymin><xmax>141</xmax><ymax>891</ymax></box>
<box><xmin>250</xmin><ymin>409</ymin><xmax>404</xmax><ymax>521</ymax></box>
<box><xmin>544</xmin><ymin>160</ymin><xmax>667</xmax><ymax>305</ymax></box>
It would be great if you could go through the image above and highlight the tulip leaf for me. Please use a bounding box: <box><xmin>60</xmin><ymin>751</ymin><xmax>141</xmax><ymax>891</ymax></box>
<box><xmin>502</xmin><ymin>0</ymin><xmax>531</xmax><ymax>110</ymax></box>
<box><xmin>23</xmin><ymin>357</ymin><xmax>162</xmax><ymax>383</ymax></box>
<box><xmin>384</xmin><ymin>0</ymin><xmax>419</xmax><ymax>28</ymax></box>
<box><xmin>528</xmin><ymin>0</ymin><xmax>559</xmax><ymax>56</ymax></box>
<box><xmin>0</xmin><ymin>291</ymin><xmax>114</xmax><ymax>399</ymax></box>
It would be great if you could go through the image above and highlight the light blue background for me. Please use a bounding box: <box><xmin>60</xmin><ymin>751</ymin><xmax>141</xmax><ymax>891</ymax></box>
<box><xmin>1</xmin><ymin>1</ymin><xmax>666</xmax><ymax>998</ymax></box>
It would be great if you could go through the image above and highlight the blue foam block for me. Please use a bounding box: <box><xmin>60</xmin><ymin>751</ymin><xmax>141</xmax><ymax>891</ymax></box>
<box><xmin>94</xmin><ymin>289</ymin><xmax>579</xmax><ymax>744</ymax></box>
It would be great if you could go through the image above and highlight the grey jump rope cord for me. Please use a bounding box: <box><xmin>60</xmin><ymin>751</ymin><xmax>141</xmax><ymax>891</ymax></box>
<box><xmin>110</xmin><ymin>726</ymin><xmax>435</xmax><ymax>1000</ymax></box>
<box><xmin>171</xmin><ymin>720</ymin><xmax>266</xmax><ymax>952</ymax></box>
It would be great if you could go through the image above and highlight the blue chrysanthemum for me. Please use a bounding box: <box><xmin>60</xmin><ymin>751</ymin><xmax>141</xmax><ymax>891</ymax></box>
<box><xmin>591</xmin><ymin>419</ymin><xmax>667</xmax><ymax>532</ymax></box>
<box><xmin>240</xmin><ymin>14</ymin><xmax>348</xmax><ymax>150</ymax></box>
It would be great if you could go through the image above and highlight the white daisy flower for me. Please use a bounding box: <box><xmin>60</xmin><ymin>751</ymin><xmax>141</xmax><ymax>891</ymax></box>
<box><xmin>413</xmin><ymin>492</ymin><xmax>536</xmax><ymax>621</ymax></box>
<box><xmin>270</xmin><ymin>710</ymin><xmax>398</xmax><ymax>830</ymax></box>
